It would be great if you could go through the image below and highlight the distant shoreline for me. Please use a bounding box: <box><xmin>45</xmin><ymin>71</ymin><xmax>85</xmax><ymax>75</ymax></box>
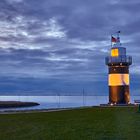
<box><xmin>0</xmin><ymin>101</ymin><xmax>39</xmax><ymax>108</ymax></box>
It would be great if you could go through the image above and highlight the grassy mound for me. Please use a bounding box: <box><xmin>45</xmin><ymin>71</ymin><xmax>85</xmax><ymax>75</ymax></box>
<box><xmin>0</xmin><ymin>107</ymin><xmax>140</xmax><ymax>140</ymax></box>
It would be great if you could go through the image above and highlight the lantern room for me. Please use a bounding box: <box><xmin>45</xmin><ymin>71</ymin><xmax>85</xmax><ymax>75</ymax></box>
<box><xmin>111</xmin><ymin>47</ymin><xmax>126</xmax><ymax>57</ymax></box>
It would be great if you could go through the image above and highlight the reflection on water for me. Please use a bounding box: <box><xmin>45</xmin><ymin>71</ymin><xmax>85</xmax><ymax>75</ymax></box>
<box><xmin>0</xmin><ymin>95</ymin><xmax>139</xmax><ymax>111</ymax></box>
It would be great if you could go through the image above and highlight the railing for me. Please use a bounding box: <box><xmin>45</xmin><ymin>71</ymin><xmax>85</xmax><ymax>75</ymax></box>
<box><xmin>105</xmin><ymin>55</ymin><xmax>132</xmax><ymax>65</ymax></box>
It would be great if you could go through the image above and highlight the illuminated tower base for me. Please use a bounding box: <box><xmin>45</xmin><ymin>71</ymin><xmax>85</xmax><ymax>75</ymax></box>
<box><xmin>105</xmin><ymin>34</ymin><xmax>132</xmax><ymax>104</ymax></box>
<box><xmin>108</xmin><ymin>62</ymin><xmax>131</xmax><ymax>104</ymax></box>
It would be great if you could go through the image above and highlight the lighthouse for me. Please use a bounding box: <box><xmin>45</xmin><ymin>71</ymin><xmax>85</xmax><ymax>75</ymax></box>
<box><xmin>105</xmin><ymin>32</ymin><xmax>132</xmax><ymax>105</ymax></box>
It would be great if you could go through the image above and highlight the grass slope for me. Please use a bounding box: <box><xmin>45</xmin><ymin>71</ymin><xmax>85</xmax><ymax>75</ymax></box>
<box><xmin>0</xmin><ymin>107</ymin><xmax>140</xmax><ymax>140</ymax></box>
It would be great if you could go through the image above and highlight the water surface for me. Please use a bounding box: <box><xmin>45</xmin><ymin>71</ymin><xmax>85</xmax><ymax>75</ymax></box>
<box><xmin>0</xmin><ymin>96</ymin><xmax>139</xmax><ymax>111</ymax></box>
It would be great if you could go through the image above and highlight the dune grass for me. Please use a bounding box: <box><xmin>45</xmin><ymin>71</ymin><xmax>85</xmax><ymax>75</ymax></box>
<box><xmin>0</xmin><ymin>107</ymin><xmax>140</xmax><ymax>140</ymax></box>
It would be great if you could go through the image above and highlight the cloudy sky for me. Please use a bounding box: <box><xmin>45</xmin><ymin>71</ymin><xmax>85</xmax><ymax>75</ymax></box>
<box><xmin>0</xmin><ymin>0</ymin><xmax>140</xmax><ymax>95</ymax></box>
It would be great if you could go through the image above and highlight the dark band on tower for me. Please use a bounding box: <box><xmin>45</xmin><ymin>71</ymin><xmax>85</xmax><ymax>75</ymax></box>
<box><xmin>105</xmin><ymin>32</ymin><xmax>132</xmax><ymax>104</ymax></box>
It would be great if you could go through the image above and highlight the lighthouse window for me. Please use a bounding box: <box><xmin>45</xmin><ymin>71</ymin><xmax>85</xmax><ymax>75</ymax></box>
<box><xmin>111</xmin><ymin>49</ymin><xmax>119</xmax><ymax>57</ymax></box>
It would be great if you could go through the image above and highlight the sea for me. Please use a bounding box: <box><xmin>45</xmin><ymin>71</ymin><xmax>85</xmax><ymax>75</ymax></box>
<box><xmin>0</xmin><ymin>95</ymin><xmax>140</xmax><ymax>111</ymax></box>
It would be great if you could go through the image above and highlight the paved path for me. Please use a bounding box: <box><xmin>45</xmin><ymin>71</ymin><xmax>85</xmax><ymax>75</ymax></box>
<box><xmin>0</xmin><ymin>108</ymin><xmax>78</xmax><ymax>114</ymax></box>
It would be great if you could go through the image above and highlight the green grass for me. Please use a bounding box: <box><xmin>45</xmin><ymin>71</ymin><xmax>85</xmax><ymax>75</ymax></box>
<box><xmin>0</xmin><ymin>107</ymin><xmax>140</xmax><ymax>140</ymax></box>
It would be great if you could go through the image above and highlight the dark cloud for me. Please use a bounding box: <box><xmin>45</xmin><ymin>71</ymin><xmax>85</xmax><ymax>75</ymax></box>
<box><xmin>0</xmin><ymin>0</ymin><xmax>139</xmax><ymax>95</ymax></box>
